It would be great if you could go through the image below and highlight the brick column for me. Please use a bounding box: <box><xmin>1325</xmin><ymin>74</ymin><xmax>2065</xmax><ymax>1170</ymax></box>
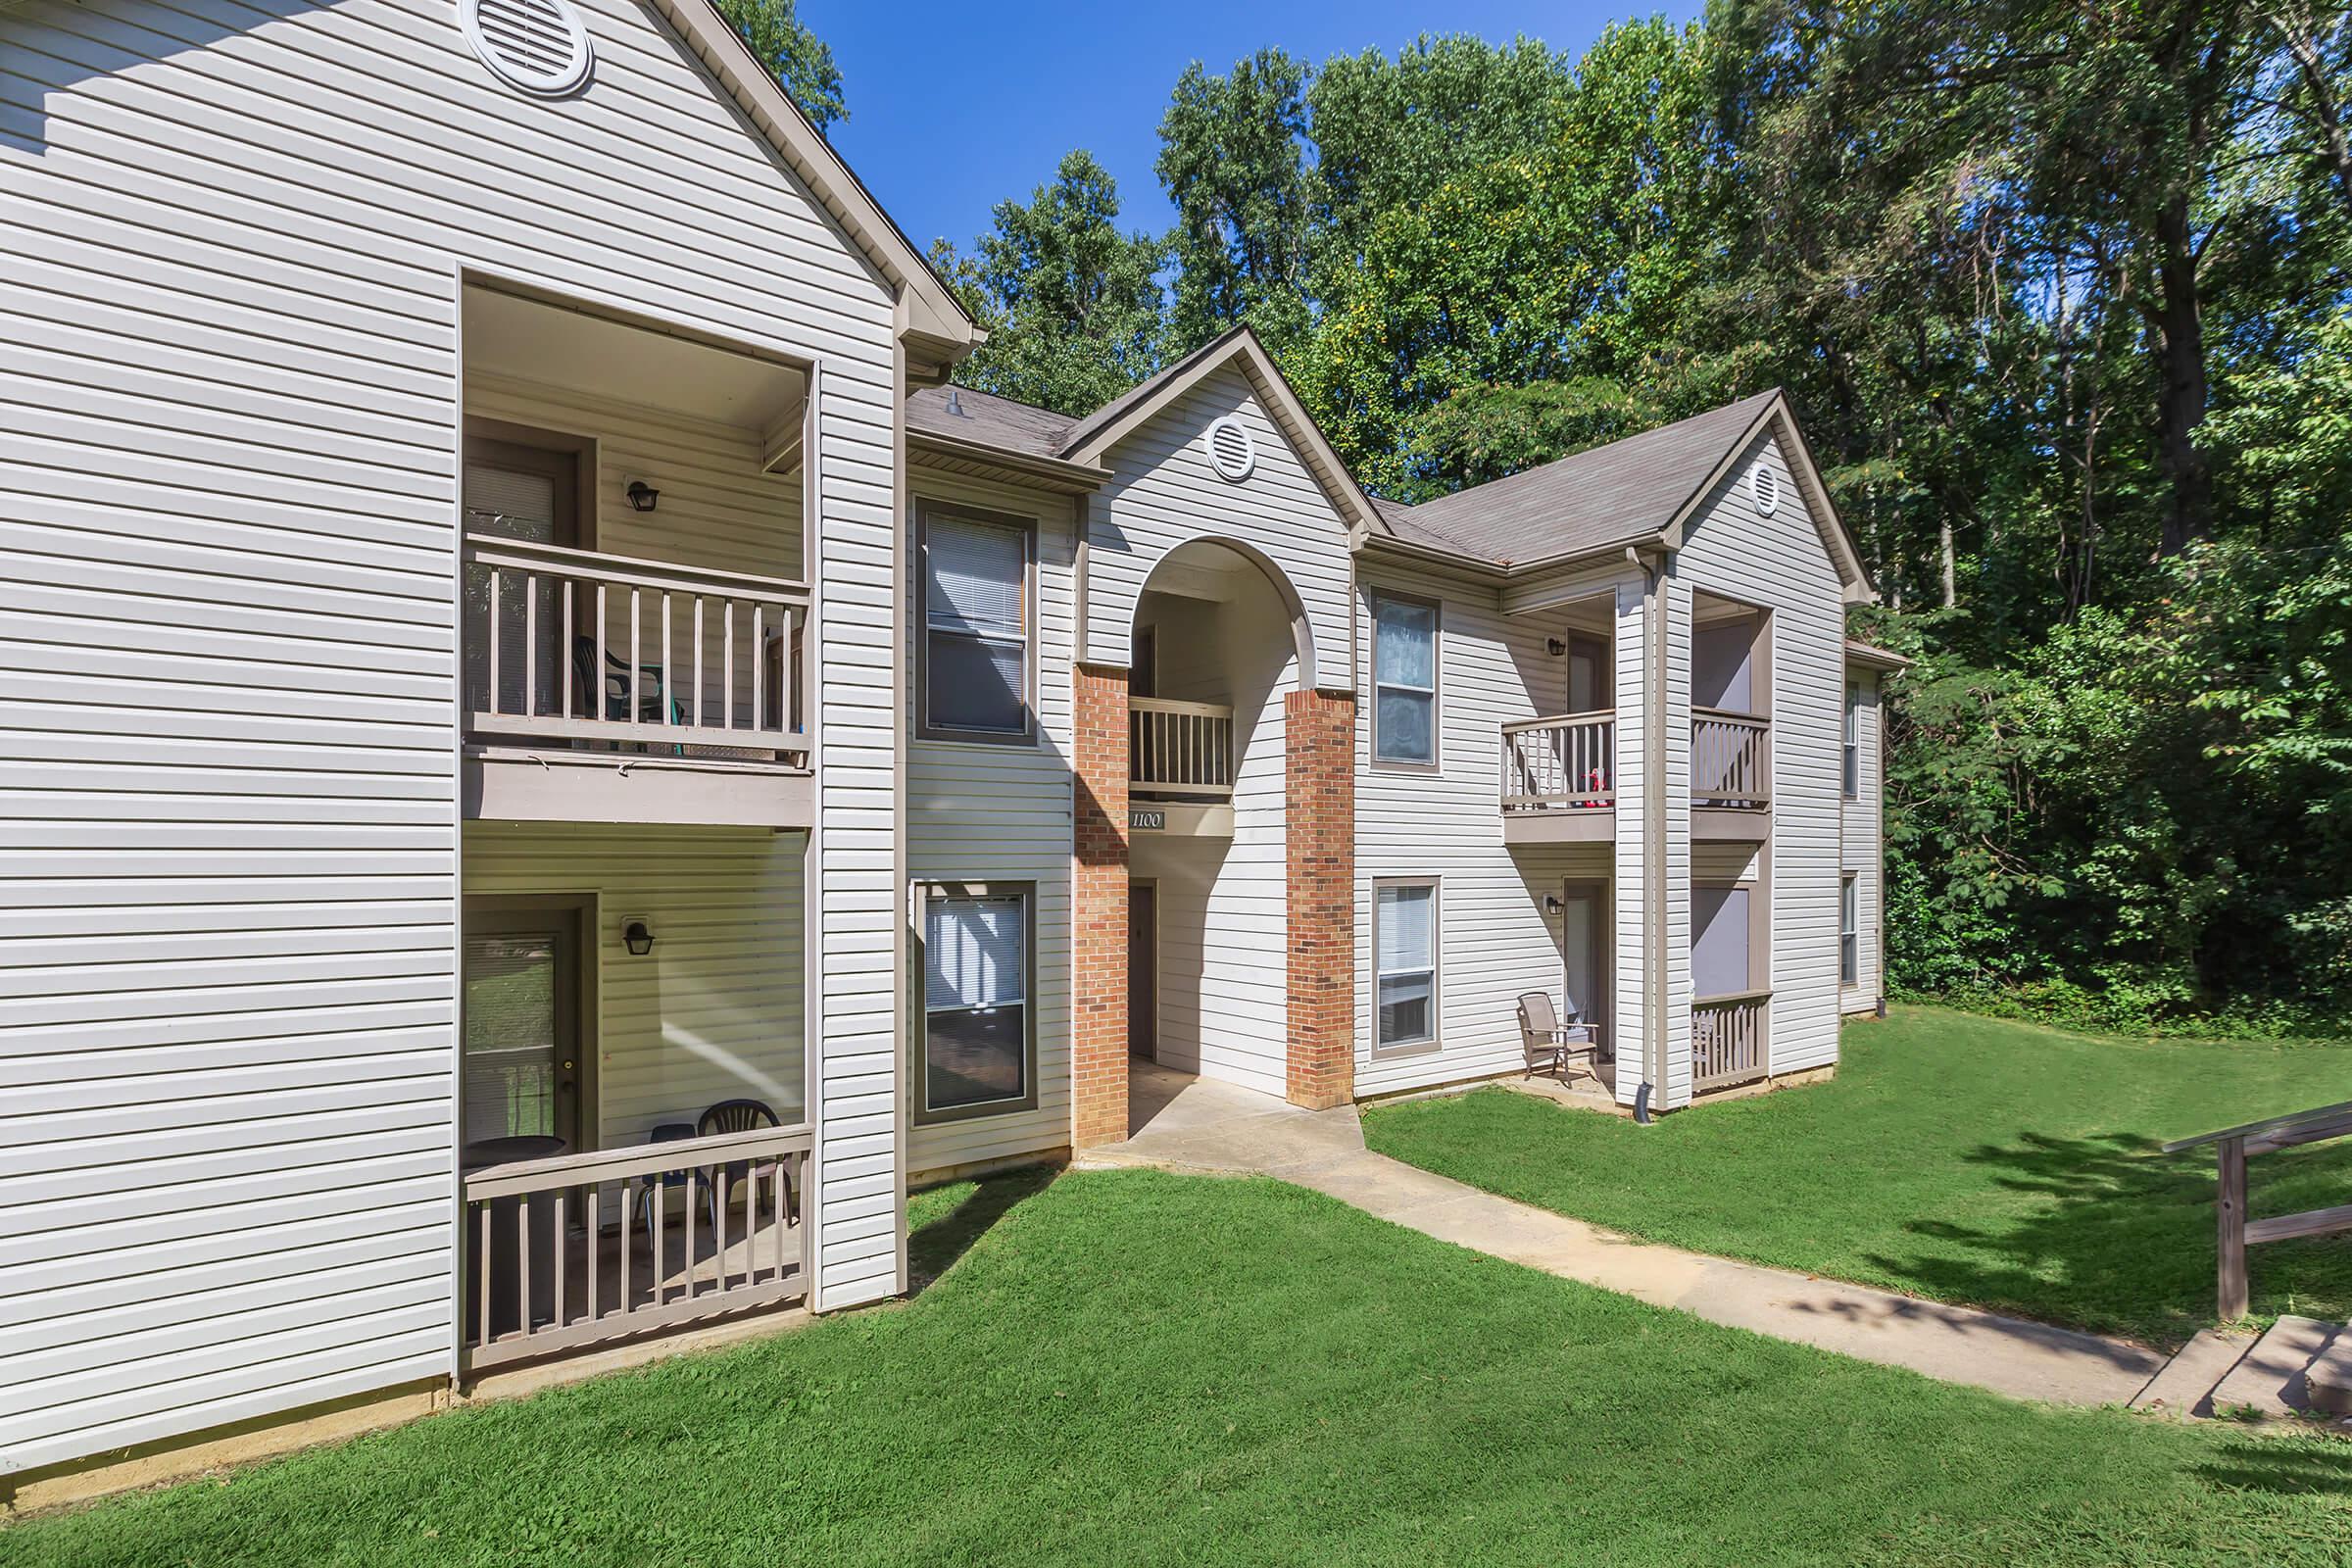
<box><xmin>1071</xmin><ymin>662</ymin><xmax>1131</xmax><ymax>1149</ymax></box>
<box><xmin>1285</xmin><ymin>688</ymin><xmax>1356</xmax><ymax>1109</ymax></box>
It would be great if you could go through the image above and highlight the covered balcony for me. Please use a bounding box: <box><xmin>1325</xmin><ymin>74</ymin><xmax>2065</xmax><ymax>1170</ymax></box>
<box><xmin>458</xmin><ymin>282</ymin><xmax>814</xmax><ymax>831</ymax></box>
<box><xmin>1498</xmin><ymin>710</ymin><xmax>1616</xmax><ymax>844</ymax></box>
<box><xmin>1129</xmin><ymin>696</ymin><xmax>1235</xmax><ymax>836</ymax></box>
<box><xmin>1691</xmin><ymin>592</ymin><xmax>1770</xmax><ymax>840</ymax></box>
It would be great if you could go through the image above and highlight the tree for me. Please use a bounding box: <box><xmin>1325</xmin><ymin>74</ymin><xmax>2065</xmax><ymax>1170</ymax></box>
<box><xmin>1156</xmin><ymin>51</ymin><xmax>1316</xmax><ymax>358</ymax></box>
<box><xmin>941</xmin><ymin>151</ymin><xmax>1166</xmax><ymax>416</ymax></box>
<box><xmin>712</xmin><ymin>0</ymin><xmax>847</xmax><ymax>130</ymax></box>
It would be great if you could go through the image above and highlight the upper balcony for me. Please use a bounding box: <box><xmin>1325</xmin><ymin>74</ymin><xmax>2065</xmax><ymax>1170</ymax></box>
<box><xmin>1128</xmin><ymin>696</ymin><xmax>1235</xmax><ymax>836</ymax></box>
<box><xmin>1499</xmin><ymin>710</ymin><xmax>1616</xmax><ymax>844</ymax></box>
<box><xmin>457</xmin><ymin>282</ymin><xmax>814</xmax><ymax>831</ymax></box>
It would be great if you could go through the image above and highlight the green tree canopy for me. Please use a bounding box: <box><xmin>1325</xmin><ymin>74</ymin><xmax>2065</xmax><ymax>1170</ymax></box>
<box><xmin>713</xmin><ymin>0</ymin><xmax>846</xmax><ymax>130</ymax></box>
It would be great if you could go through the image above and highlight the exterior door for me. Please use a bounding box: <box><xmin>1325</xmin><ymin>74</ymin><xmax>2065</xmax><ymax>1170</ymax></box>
<box><xmin>461</xmin><ymin>903</ymin><xmax>589</xmax><ymax>1156</ymax></box>
<box><xmin>1128</xmin><ymin>881</ymin><xmax>1157</xmax><ymax>1060</ymax></box>
<box><xmin>1559</xmin><ymin>881</ymin><xmax>1610</xmax><ymax>1059</ymax></box>
<box><xmin>1566</xmin><ymin>634</ymin><xmax>1608</xmax><ymax>714</ymax></box>
<box><xmin>463</xmin><ymin>434</ymin><xmax>580</xmax><ymax>721</ymax></box>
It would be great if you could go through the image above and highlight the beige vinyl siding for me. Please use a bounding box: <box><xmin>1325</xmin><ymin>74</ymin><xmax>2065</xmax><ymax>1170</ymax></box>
<box><xmin>906</xmin><ymin>468</ymin><xmax>1075</xmax><ymax>1179</ymax></box>
<box><xmin>1841</xmin><ymin>671</ymin><xmax>1885</xmax><ymax>1008</ymax></box>
<box><xmin>461</xmin><ymin>822</ymin><xmax>805</xmax><ymax>1144</ymax></box>
<box><xmin>1351</xmin><ymin>566</ymin><xmax>1624</xmax><ymax>1098</ymax></box>
<box><xmin>1675</xmin><ymin>435</ymin><xmax>1847</xmax><ymax>1087</ymax></box>
<box><xmin>1081</xmin><ymin>368</ymin><xmax>1353</xmax><ymax>694</ymax></box>
<box><xmin>0</xmin><ymin>0</ymin><xmax>899</xmax><ymax>1473</ymax></box>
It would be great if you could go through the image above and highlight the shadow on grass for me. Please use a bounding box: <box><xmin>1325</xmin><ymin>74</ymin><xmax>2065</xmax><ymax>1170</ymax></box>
<box><xmin>1860</xmin><ymin>1130</ymin><xmax>2352</xmax><ymax>1347</ymax></box>
<box><xmin>2193</xmin><ymin>1437</ymin><xmax>2352</xmax><ymax>1494</ymax></box>
<box><xmin>906</xmin><ymin>1164</ymin><xmax>1058</xmax><ymax>1293</ymax></box>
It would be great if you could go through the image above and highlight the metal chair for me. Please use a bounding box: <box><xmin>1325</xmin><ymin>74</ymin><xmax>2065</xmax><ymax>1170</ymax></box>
<box><xmin>696</xmin><ymin>1098</ymin><xmax>796</xmax><ymax>1230</ymax></box>
<box><xmin>1518</xmin><ymin>991</ymin><xmax>1599</xmax><ymax>1082</ymax></box>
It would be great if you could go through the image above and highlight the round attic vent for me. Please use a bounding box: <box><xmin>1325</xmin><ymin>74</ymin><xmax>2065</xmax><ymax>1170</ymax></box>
<box><xmin>462</xmin><ymin>0</ymin><xmax>594</xmax><ymax>97</ymax></box>
<box><xmin>1751</xmin><ymin>465</ymin><xmax>1782</xmax><ymax>515</ymax></box>
<box><xmin>1204</xmin><ymin>416</ymin><xmax>1256</xmax><ymax>482</ymax></box>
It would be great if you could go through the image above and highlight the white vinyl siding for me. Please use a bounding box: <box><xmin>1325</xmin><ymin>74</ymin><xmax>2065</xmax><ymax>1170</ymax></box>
<box><xmin>1674</xmin><ymin>434</ymin><xmax>1848</xmax><ymax>1088</ymax></box>
<box><xmin>906</xmin><ymin>470</ymin><xmax>1074</xmax><ymax>1181</ymax></box>
<box><xmin>0</xmin><ymin>0</ymin><xmax>899</xmax><ymax>1472</ymax></box>
<box><xmin>1841</xmin><ymin>669</ymin><xmax>1885</xmax><ymax>1009</ymax></box>
<box><xmin>1352</xmin><ymin>562</ymin><xmax>1634</xmax><ymax>1099</ymax></box>
<box><xmin>1080</xmin><ymin>368</ymin><xmax>1352</xmax><ymax>694</ymax></box>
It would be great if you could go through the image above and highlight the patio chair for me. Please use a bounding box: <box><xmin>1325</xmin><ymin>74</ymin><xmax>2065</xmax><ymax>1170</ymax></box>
<box><xmin>1518</xmin><ymin>991</ymin><xmax>1600</xmax><ymax>1082</ymax></box>
<box><xmin>696</xmin><ymin>1098</ymin><xmax>797</xmax><ymax>1231</ymax></box>
<box><xmin>571</xmin><ymin>635</ymin><xmax>684</xmax><ymax>749</ymax></box>
<box><xmin>633</xmin><ymin>1122</ymin><xmax>699</xmax><ymax>1240</ymax></box>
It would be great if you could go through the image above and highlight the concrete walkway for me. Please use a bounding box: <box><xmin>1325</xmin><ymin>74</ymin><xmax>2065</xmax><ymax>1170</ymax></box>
<box><xmin>1084</xmin><ymin>1063</ymin><xmax>2168</xmax><ymax>1408</ymax></box>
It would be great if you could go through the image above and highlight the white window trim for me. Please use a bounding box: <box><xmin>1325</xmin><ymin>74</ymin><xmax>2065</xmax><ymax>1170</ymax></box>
<box><xmin>1842</xmin><ymin>680</ymin><xmax>1862</xmax><ymax>799</ymax></box>
<box><xmin>1839</xmin><ymin>873</ymin><xmax>1860</xmax><ymax>990</ymax></box>
<box><xmin>1372</xmin><ymin>877</ymin><xmax>1442</xmax><ymax>1057</ymax></box>
<box><xmin>1369</xmin><ymin>589</ymin><xmax>1441</xmax><ymax>772</ymax></box>
<box><xmin>916</xmin><ymin>882</ymin><xmax>1040</xmax><ymax>1124</ymax></box>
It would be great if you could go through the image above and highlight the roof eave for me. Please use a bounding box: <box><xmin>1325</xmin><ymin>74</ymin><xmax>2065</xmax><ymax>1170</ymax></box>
<box><xmin>908</xmin><ymin>429</ymin><xmax>1110</xmax><ymax>492</ymax></box>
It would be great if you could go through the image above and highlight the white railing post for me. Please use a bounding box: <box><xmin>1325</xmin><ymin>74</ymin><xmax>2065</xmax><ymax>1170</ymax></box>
<box><xmin>1498</xmin><ymin>711</ymin><xmax>1616</xmax><ymax>811</ymax></box>
<box><xmin>1128</xmin><ymin>698</ymin><xmax>1236</xmax><ymax>800</ymax></box>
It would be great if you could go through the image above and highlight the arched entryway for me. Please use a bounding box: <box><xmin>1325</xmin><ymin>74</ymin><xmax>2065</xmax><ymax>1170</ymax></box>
<box><xmin>1070</xmin><ymin>540</ymin><xmax>1354</xmax><ymax>1149</ymax></box>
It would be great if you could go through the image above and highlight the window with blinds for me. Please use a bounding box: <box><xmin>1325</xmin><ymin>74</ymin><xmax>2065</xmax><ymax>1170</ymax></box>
<box><xmin>1375</xmin><ymin>881</ymin><xmax>1438</xmax><ymax>1051</ymax></box>
<box><xmin>921</xmin><ymin>890</ymin><xmax>1034</xmax><ymax>1117</ymax></box>
<box><xmin>1373</xmin><ymin>594</ymin><xmax>1438</xmax><ymax>766</ymax></box>
<box><xmin>923</xmin><ymin>508</ymin><xmax>1031</xmax><ymax>738</ymax></box>
<box><xmin>1840</xmin><ymin>874</ymin><xmax>1859</xmax><ymax>987</ymax></box>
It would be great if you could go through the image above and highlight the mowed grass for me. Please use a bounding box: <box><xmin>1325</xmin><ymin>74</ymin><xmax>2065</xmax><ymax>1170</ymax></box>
<box><xmin>9</xmin><ymin>1169</ymin><xmax>2350</xmax><ymax>1568</ymax></box>
<box><xmin>1364</xmin><ymin>1005</ymin><xmax>2352</xmax><ymax>1347</ymax></box>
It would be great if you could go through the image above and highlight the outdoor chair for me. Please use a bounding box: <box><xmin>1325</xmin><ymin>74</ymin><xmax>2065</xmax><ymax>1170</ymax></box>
<box><xmin>571</xmin><ymin>635</ymin><xmax>684</xmax><ymax>749</ymax></box>
<box><xmin>696</xmin><ymin>1098</ymin><xmax>797</xmax><ymax>1231</ymax></box>
<box><xmin>634</xmin><ymin>1122</ymin><xmax>699</xmax><ymax>1241</ymax></box>
<box><xmin>1518</xmin><ymin>991</ymin><xmax>1600</xmax><ymax>1082</ymax></box>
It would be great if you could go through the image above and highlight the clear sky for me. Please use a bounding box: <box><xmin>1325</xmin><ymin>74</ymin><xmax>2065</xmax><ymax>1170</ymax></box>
<box><xmin>805</xmin><ymin>0</ymin><xmax>1697</xmax><ymax>257</ymax></box>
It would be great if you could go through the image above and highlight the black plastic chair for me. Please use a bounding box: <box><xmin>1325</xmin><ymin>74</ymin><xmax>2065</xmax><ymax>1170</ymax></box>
<box><xmin>696</xmin><ymin>1098</ymin><xmax>797</xmax><ymax>1230</ymax></box>
<box><xmin>634</xmin><ymin>1122</ymin><xmax>699</xmax><ymax>1240</ymax></box>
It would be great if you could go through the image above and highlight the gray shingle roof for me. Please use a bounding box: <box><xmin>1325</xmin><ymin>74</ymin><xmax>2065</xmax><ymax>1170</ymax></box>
<box><xmin>906</xmin><ymin>383</ymin><xmax>1078</xmax><ymax>461</ymax></box>
<box><xmin>1383</xmin><ymin>390</ymin><xmax>1785</xmax><ymax>565</ymax></box>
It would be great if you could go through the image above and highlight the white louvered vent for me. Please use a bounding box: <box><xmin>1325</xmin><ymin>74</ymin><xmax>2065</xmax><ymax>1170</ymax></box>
<box><xmin>1204</xmin><ymin>416</ymin><xmax>1255</xmax><ymax>482</ymax></box>
<box><xmin>462</xmin><ymin>0</ymin><xmax>594</xmax><ymax>96</ymax></box>
<box><xmin>1750</xmin><ymin>465</ymin><xmax>1781</xmax><ymax>515</ymax></box>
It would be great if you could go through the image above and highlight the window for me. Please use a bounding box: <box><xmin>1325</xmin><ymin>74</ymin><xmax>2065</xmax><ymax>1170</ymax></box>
<box><xmin>921</xmin><ymin>505</ymin><xmax>1032</xmax><ymax>741</ymax></box>
<box><xmin>1374</xmin><ymin>880</ymin><xmax>1439</xmax><ymax>1052</ymax></box>
<box><xmin>920</xmin><ymin>888</ymin><xmax>1036</xmax><ymax>1120</ymax></box>
<box><xmin>1842</xmin><ymin>680</ymin><xmax>1862</xmax><ymax>798</ymax></box>
<box><xmin>1372</xmin><ymin>592</ymin><xmax>1439</xmax><ymax>766</ymax></box>
<box><xmin>1840</xmin><ymin>874</ymin><xmax>1859</xmax><ymax>988</ymax></box>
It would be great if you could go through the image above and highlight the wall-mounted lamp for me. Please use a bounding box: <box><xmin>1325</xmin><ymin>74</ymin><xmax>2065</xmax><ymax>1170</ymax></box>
<box><xmin>1545</xmin><ymin>637</ymin><xmax>1568</xmax><ymax>658</ymax></box>
<box><xmin>1543</xmin><ymin>894</ymin><xmax>1564</xmax><ymax>915</ymax></box>
<box><xmin>621</xmin><ymin>917</ymin><xmax>656</xmax><ymax>956</ymax></box>
<box><xmin>625</xmin><ymin>480</ymin><xmax>661</xmax><ymax>514</ymax></box>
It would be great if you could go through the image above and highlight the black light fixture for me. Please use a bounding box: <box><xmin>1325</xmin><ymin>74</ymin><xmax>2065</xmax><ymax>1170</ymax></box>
<box><xmin>622</xmin><ymin>917</ymin><xmax>656</xmax><ymax>956</ymax></box>
<box><xmin>1545</xmin><ymin>637</ymin><xmax>1568</xmax><ymax>658</ymax></box>
<box><xmin>626</xmin><ymin>480</ymin><xmax>661</xmax><ymax>513</ymax></box>
<box><xmin>1544</xmin><ymin>894</ymin><xmax>1564</xmax><ymax>914</ymax></box>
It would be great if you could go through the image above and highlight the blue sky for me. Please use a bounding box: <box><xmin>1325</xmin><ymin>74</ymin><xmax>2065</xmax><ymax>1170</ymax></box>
<box><xmin>806</xmin><ymin>0</ymin><xmax>1696</xmax><ymax>257</ymax></box>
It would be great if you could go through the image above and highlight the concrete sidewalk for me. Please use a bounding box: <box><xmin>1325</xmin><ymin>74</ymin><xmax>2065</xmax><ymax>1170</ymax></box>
<box><xmin>1082</xmin><ymin>1065</ymin><xmax>2168</xmax><ymax>1408</ymax></box>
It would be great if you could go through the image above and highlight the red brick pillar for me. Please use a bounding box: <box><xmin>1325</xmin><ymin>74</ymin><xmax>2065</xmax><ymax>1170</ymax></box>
<box><xmin>1286</xmin><ymin>688</ymin><xmax>1356</xmax><ymax>1109</ymax></box>
<box><xmin>1071</xmin><ymin>662</ymin><xmax>1131</xmax><ymax>1149</ymax></box>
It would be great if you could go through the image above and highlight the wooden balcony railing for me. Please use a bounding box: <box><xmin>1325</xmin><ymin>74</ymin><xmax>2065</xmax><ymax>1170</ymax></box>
<box><xmin>1500</xmin><ymin>710</ymin><xmax>1615</xmax><ymax>811</ymax></box>
<box><xmin>1130</xmin><ymin>697</ymin><xmax>1234</xmax><ymax>799</ymax></box>
<box><xmin>461</xmin><ymin>1123</ymin><xmax>811</xmax><ymax>1371</ymax></box>
<box><xmin>464</xmin><ymin>535</ymin><xmax>809</xmax><ymax>768</ymax></box>
<box><xmin>1691</xmin><ymin>709</ymin><xmax>1769</xmax><ymax>808</ymax></box>
<box><xmin>1691</xmin><ymin>990</ymin><xmax>1770</xmax><ymax>1092</ymax></box>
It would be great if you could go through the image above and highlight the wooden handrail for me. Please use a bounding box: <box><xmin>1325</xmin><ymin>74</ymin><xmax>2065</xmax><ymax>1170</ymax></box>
<box><xmin>464</xmin><ymin>1123</ymin><xmax>811</xmax><ymax>1200</ymax></box>
<box><xmin>1501</xmin><ymin>708</ymin><xmax>1616</xmax><ymax>735</ymax></box>
<box><xmin>1129</xmin><ymin>696</ymin><xmax>1232</xmax><ymax>719</ymax></box>
<box><xmin>1130</xmin><ymin>698</ymin><xmax>1234</xmax><ymax>798</ymax></box>
<box><xmin>464</xmin><ymin>533</ymin><xmax>809</xmax><ymax>606</ymax></box>
<box><xmin>2165</xmin><ymin>1100</ymin><xmax>2352</xmax><ymax>1319</ymax></box>
<box><xmin>1499</xmin><ymin>711</ymin><xmax>1615</xmax><ymax>810</ymax></box>
<box><xmin>1692</xmin><ymin>988</ymin><xmax>1774</xmax><ymax>1006</ymax></box>
<box><xmin>1691</xmin><ymin>706</ymin><xmax>1767</xmax><ymax>725</ymax></box>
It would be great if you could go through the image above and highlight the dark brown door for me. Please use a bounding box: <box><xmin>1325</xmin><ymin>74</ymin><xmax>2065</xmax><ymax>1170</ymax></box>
<box><xmin>1131</xmin><ymin>625</ymin><xmax>1158</xmax><ymax>699</ymax></box>
<box><xmin>462</xmin><ymin>902</ymin><xmax>589</xmax><ymax>1154</ymax></box>
<box><xmin>1128</xmin><ymin>882</ymin><xmax>1157</xmax><ymax>1060</ymax></box>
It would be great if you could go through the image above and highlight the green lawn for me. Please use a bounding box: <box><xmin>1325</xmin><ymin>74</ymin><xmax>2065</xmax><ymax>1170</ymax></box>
<box><xmin>9</xmin><ymin>1169</ymin><xmax>2348</xmax><ymax>1567</ymax></box>
<box><xmin>1364</xmin><ymin>1005</ymin><xmax>2352</xmax><ymax>1347</ymax></box>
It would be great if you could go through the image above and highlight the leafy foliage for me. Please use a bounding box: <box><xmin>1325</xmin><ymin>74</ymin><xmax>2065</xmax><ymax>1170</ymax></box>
<box><xmin>935</xmin><ymin>151</ymin><xmax>1166</xmax><ymax>416</ymax></box>
<box><xmin>711</xmin><ymin>0</ymin><xmax>845</xmax><ymax>130</ymax></box>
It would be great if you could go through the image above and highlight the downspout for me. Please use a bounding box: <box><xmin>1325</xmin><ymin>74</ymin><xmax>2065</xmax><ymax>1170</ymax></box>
<box><xmin>1629</xmin><ymin>546</ymin><xmax>1669</xmax><ymax>1121</ymax></box>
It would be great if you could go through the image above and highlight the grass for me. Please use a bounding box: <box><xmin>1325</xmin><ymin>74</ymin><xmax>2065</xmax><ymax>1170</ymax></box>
<box><xmin>1363</xmin><ymin>1004</ymin><xmax>2352</xmax><ymax>1347</ymax></box>
<box><xmin>9</xmin><ymin>1168</ymin><xmax>2350</xmax><ymax>1567</ymax></box>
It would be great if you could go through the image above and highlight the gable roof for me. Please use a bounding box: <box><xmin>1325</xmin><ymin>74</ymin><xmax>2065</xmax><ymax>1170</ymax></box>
<box><xmin>907</xmin><ymin>383</ymin><xmax>1077</xmax><ymax>459</ymax></box>
<box><xmin>1057</xmin><ymin>327</ymin><xmax>1391</xmax><ymax>540</ymax></box>
<box><xmin>1371</xmin><ymin>390</ymin><xmax>1873</xmax><ymax>601</ymax></box>
<box><xmin>650</xmin><ymin>0</ymin><xmax>979</xmax><ymax>370</ymax></box>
